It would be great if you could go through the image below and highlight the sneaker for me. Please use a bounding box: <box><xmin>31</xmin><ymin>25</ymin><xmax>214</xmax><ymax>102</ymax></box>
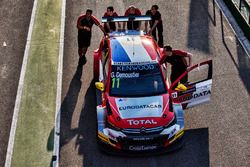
<box><xmin>78</xmin><ymin>56</ymin><xmax>87</xmax><ymax>67</ymax></box>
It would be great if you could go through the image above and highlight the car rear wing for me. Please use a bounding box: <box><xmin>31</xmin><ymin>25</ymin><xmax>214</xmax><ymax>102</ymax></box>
<box><xmin>102</xmin><ymin>15</ymin><xmax>151</xmax><ymax>23</ymax></box>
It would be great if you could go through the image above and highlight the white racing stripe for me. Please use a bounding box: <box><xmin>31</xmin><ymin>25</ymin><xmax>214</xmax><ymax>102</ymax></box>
<box><xmin>116</xmin><ymin>36</ymin><xmax>152</xmax><ymax>62</ymax></box>
<box><xmin>4</xmin><ymin>0</ymin><xmax>38</xmax><ymax>166</ymax></box>
<box><xmin>52</xmin><ymin>0</ymin><xmax>66</xmax><ymax>166</ymax></box>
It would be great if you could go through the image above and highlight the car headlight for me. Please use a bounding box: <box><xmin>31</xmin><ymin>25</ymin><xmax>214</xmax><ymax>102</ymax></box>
<box><xmin>160</xmin><ymin>124</ymin><xmax>180</xmax><ymax>139</ymax></box>
<box><xmin>103</xmin><ymin>128</ymin><xmax>126</xmax><ymax>142</ymax></box>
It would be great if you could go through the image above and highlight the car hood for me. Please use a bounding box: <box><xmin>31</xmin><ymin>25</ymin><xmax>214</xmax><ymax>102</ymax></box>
<box><xmin>108</xmin><ymin>95</ymin><xmax>173</xmax><ymax>128</ymax></box>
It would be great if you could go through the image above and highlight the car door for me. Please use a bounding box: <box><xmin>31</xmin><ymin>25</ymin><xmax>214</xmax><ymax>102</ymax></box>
<box><xmin>169</xmin><ymin>60</ymin><xmax>212</xmax><ymax>109</ymax></box>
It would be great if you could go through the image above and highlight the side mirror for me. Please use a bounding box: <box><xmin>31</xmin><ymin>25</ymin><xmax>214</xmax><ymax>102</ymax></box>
<box><xmin>175</xmin><ymin>83</ymin><xmax>187</xmax><ymax>92</ymax></box>
<box><xmin>95</xmin><ymin>82</ymin><xmax>104</xmax><ymax>91</ymax></box>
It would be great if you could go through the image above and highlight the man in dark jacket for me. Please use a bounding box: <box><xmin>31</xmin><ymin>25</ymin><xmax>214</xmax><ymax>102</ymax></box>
<box><xmin>103</xmin><ymin>6</ymin><xmax>120</xmax><ymax>33</ymax></box>
<box><xmin>160</xmin><ymin>45</ymin><xmax>192</xmax><ymax>86</ymax></box>
<box><xmin>123</xmin><ymin>5</ymin><xmax>142</xmax><ymax>30</ymax></box>
<box><xmin>145</xmin><ymin>5</ymin><xmax>164</xmax><ymax>47</ymax></box>
<box><xmin>77</xmin><ymin>9</ymin><xmax>106</xmax><ymax>67</ymax></box>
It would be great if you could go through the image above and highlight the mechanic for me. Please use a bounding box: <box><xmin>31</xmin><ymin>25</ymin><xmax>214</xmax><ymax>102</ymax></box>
<box><xmin>103</xmin><ymin>6</ymin><xmax>121</xmax><ymax>33</ymax></box>
<box><xmin>160</xmin><ymin>45</ymin><xmax>192</xmax><ymax>87</ymax></box>
<box><xmin>145</xmin><ymin>5</ymin><xmax>164</xmax><ymax>47</ymax></box>
<box><xmin>77</xmin><ymin>9</ymin><xmax>106</xmax><ymax>67</ymax></box>
<box><xmin>123</xmin><ymin>5</ymin><xmax>142</xmax><ymax>30</ymax></box>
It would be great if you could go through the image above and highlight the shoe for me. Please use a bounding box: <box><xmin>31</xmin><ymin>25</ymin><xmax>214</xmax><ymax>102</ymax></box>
<box><xmin>78</xmin><ymin>56</ymin><xmax>87</xmax><ymax>67</ymax></box>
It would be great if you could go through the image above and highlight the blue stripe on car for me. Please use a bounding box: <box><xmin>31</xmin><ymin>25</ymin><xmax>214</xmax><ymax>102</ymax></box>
<box><xmin>110</xmin><ymin>38</ymin><xmax>131</xmax><ymax>62</ymax></box>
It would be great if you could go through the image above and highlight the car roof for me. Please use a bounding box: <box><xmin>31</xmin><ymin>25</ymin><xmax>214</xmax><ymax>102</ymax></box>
<box><xmin>109</xmin><ymin>34</ymin><xmax>160</xmax><ymax>64</ymax></box>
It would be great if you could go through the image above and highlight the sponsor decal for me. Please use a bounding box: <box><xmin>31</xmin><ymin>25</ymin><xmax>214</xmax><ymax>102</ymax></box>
<box><xmin>175</xmin><ymin>90</ymin><xmax>211</xmax><ymax>102</ymax></box>
<box><xmin>129</xmin><ymin>145</ymin><xmax>157</xmax><ymax>151</ymax></box>
<box><xmin>118</xmin><ymin>98</ymin><xmax>127</xmax><ymax>102</ymax></box>
<box><xmin>115</xmin><ymin>64</ymin><xmax>155</xmax><ymax>72</ymax></box>
<box><xmin>178</xmin><ymin>86</ymin><xmax>196</xmax><ymax>96</ymax></box>
<box><xmin>171</xmin><ymin>92</ymin><xmax>177</xmax><ymax>98</ymax></box>
<box><xmin>127</xmin><ymin>119</ymin><xmax>157</xmax><ymax>125</ymax></box>
<box><xmin>115</xmin><ymin>96</ymin><xmax>163</xmax><ymax>119</ymax></box>
<box><xmin>119</xmin><ymin>104</ymin><xmax>162</xmax><ymax>111</ymax></box>
<box><xmin>193</xmin><ymin>90</ymin><xmax>211</xmax><ymax>98</ymax></box>
<box><xmin>175</xmin><ymin>93</ymin><xmax>192</xmax><ymax>102</ymax></box>
<box><xmin>132</xmin><ymin>137</ymin><xmax>153</xmax><ymax>141</ymax></box>
<box><xmin>111</xmin><ymin>72</ymin><xmax>139</xmax><ymax>78</ymax></box>
<box><xmin>113</xmin><ymin>61</ymin><xmax>156</xmax><ymax>65</ymax></box>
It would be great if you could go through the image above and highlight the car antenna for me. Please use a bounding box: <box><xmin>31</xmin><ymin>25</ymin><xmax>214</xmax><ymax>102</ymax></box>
<box><xmin>132</xmin><ymin>36</ymin><xmax>135</xmax><ymax>56</ymax></box>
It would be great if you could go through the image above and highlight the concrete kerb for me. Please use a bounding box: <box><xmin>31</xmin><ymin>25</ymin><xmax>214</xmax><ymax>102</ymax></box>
<box><xmin>215</xmin><ymin>0</ymin><xmax>250</xmax><ymax>58</ymax></box>
<box><xmin>52</xmin><ymin>0</ymin><xmax>66</xmax><ymax>166</ymax></box>
<box><xmin>4</xmin><ymin>0</ymin><xmax>38</xmax><ymax>166</ymax></box>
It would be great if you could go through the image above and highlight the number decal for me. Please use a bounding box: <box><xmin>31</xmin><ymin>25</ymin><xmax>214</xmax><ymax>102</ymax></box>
<box><xmin>112</xmin><ymin>78</ymin><xmax>120</xmax><ymax>88</ymax></box>
<box><xmin>112</xmin><ymin>78</ymin><xmax>115</xmax><ymax>88</ymax></box>
<box><xmin>116</xmin><ymin>78</ymin><xmax>120</xmax><ymax>88</ymax></box>
<box><xmin>172</xmin><ymin>92</ymin><xmax>178</xmax><ymax>98</ymax></box>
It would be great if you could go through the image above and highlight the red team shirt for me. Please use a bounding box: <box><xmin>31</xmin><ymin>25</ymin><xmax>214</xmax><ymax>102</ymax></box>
<box><xmin>103</xmin><ymin>12</ymin><xmax>119</xmax><ymax>32</ymax></box>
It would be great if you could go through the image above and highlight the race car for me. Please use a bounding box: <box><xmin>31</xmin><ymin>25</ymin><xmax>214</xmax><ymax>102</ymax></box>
<box><xmin>93</xmin><ymin>16</ymin><xmax>212</xmax><ymax>153</ymax></box>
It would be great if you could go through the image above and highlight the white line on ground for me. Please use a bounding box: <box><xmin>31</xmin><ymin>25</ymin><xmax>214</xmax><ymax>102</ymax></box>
<box><xmin>52</xmin><ymin>0</ymin><xmax>66</xmax><ymax>166</ymax></box>
<box><xmin>215</xmin><ymin>0</ymin><xmax>250</xmax><ymax>58</ymax></box>
<box><xmin>4</xmin><ymin>0</ymin><xmax>38</xmax><ymax>166</ymax></box>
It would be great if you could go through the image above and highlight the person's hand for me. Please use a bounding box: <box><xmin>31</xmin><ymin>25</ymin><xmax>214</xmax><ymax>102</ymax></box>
<box><xmin>187</xmin><ymin>53</ymin><xmax>192</xmax><ymax>67</ymax></box>
<box><xmin>147</xmin><ymin>29</ymin><xmax>152</xmax><ymax>35</ymax></box>
<box><xmin>104</xmin><ymin>33</ymin><xmax>109</xmax><ymax>38</ymax></box>
<box><xmin>83</xmin><ymin>26</ymin><xmax>91</xmax><ymax>31</ymax></box>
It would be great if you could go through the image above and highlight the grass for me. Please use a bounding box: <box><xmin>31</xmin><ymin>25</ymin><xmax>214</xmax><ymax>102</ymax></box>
<box><xmin>11</xmin><ymin>0</ymin><xmax>62</xmax><ymax>166</ymax></box>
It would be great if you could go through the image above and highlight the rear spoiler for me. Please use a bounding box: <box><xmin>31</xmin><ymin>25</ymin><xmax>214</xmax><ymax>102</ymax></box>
<box><xmin>102</xmin><ymin>15</ymin><xmax>151</xmax><ymax>23</ymax></box>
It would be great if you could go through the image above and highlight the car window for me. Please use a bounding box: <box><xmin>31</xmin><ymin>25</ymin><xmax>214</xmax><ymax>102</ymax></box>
<box><xmin>186</xmin><ymin>63</ymin><xmax>210</xmax><ymax>85</ymax></box>
<box><xmin>161</xmin><ymin>63</ymin><xmax>168</xmax><ymax>80</ymax></box>
<box><xmin>109</xmin><ymin>63</ymin><xmax>167</xmax><ymax>97</ymax></box>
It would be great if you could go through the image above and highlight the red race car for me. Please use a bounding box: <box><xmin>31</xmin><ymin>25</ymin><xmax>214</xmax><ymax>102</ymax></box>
<box><xmin>93</xmin><ymin>16</ymin><xmax>212</xmax><ymax>154</ymax></box>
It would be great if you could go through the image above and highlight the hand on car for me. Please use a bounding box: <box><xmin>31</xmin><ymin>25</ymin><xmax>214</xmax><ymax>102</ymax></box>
<box><xmin>147</xmin><ymin>29</ymin><xmax>152</xmax><ymax>35</ymax></box>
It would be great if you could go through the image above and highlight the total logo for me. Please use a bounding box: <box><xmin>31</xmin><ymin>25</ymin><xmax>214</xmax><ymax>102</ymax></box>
<box><xmin>127</xmin><ymin>119</ymin><xmax>157</xmax><ymax>125</ymax></box>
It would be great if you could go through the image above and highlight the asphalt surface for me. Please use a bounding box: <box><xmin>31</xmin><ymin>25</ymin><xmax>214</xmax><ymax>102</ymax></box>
<box><xmin>0</xmin><ymin>0</ymin><xmax>33</xmax><ymax>166</ymax></box>
<box><xmin>59</xmin><ymin>0</ymin><xmax>250</xmax><ymax>167</ymax></box>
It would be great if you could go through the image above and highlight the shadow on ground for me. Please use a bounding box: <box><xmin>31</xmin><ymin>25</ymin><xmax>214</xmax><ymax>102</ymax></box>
<box><xmin>219</xmin><ymin>10</ymin><xmax>250</xmax><ymax>93</ymax></box>
<box><xmin>60</xmin><ymin>66</ymin><xmax>83</xmax><ymax>146</ymax></box>
<box><xmin>187</xmin><ymin>0</ymin><xmax>210</xmax><ymax>53</ymax></box>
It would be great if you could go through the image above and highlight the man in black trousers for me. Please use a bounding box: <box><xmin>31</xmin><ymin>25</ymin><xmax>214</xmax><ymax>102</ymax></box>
<box><xmin>145</xmin><ymin>5</ymin><xmax>164</xmax><ymax>47</ymax></box>
<box><xmin>77</xmin><ymin>9</ymin><xmax>106</xmax><ymax>67</ymax></box>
